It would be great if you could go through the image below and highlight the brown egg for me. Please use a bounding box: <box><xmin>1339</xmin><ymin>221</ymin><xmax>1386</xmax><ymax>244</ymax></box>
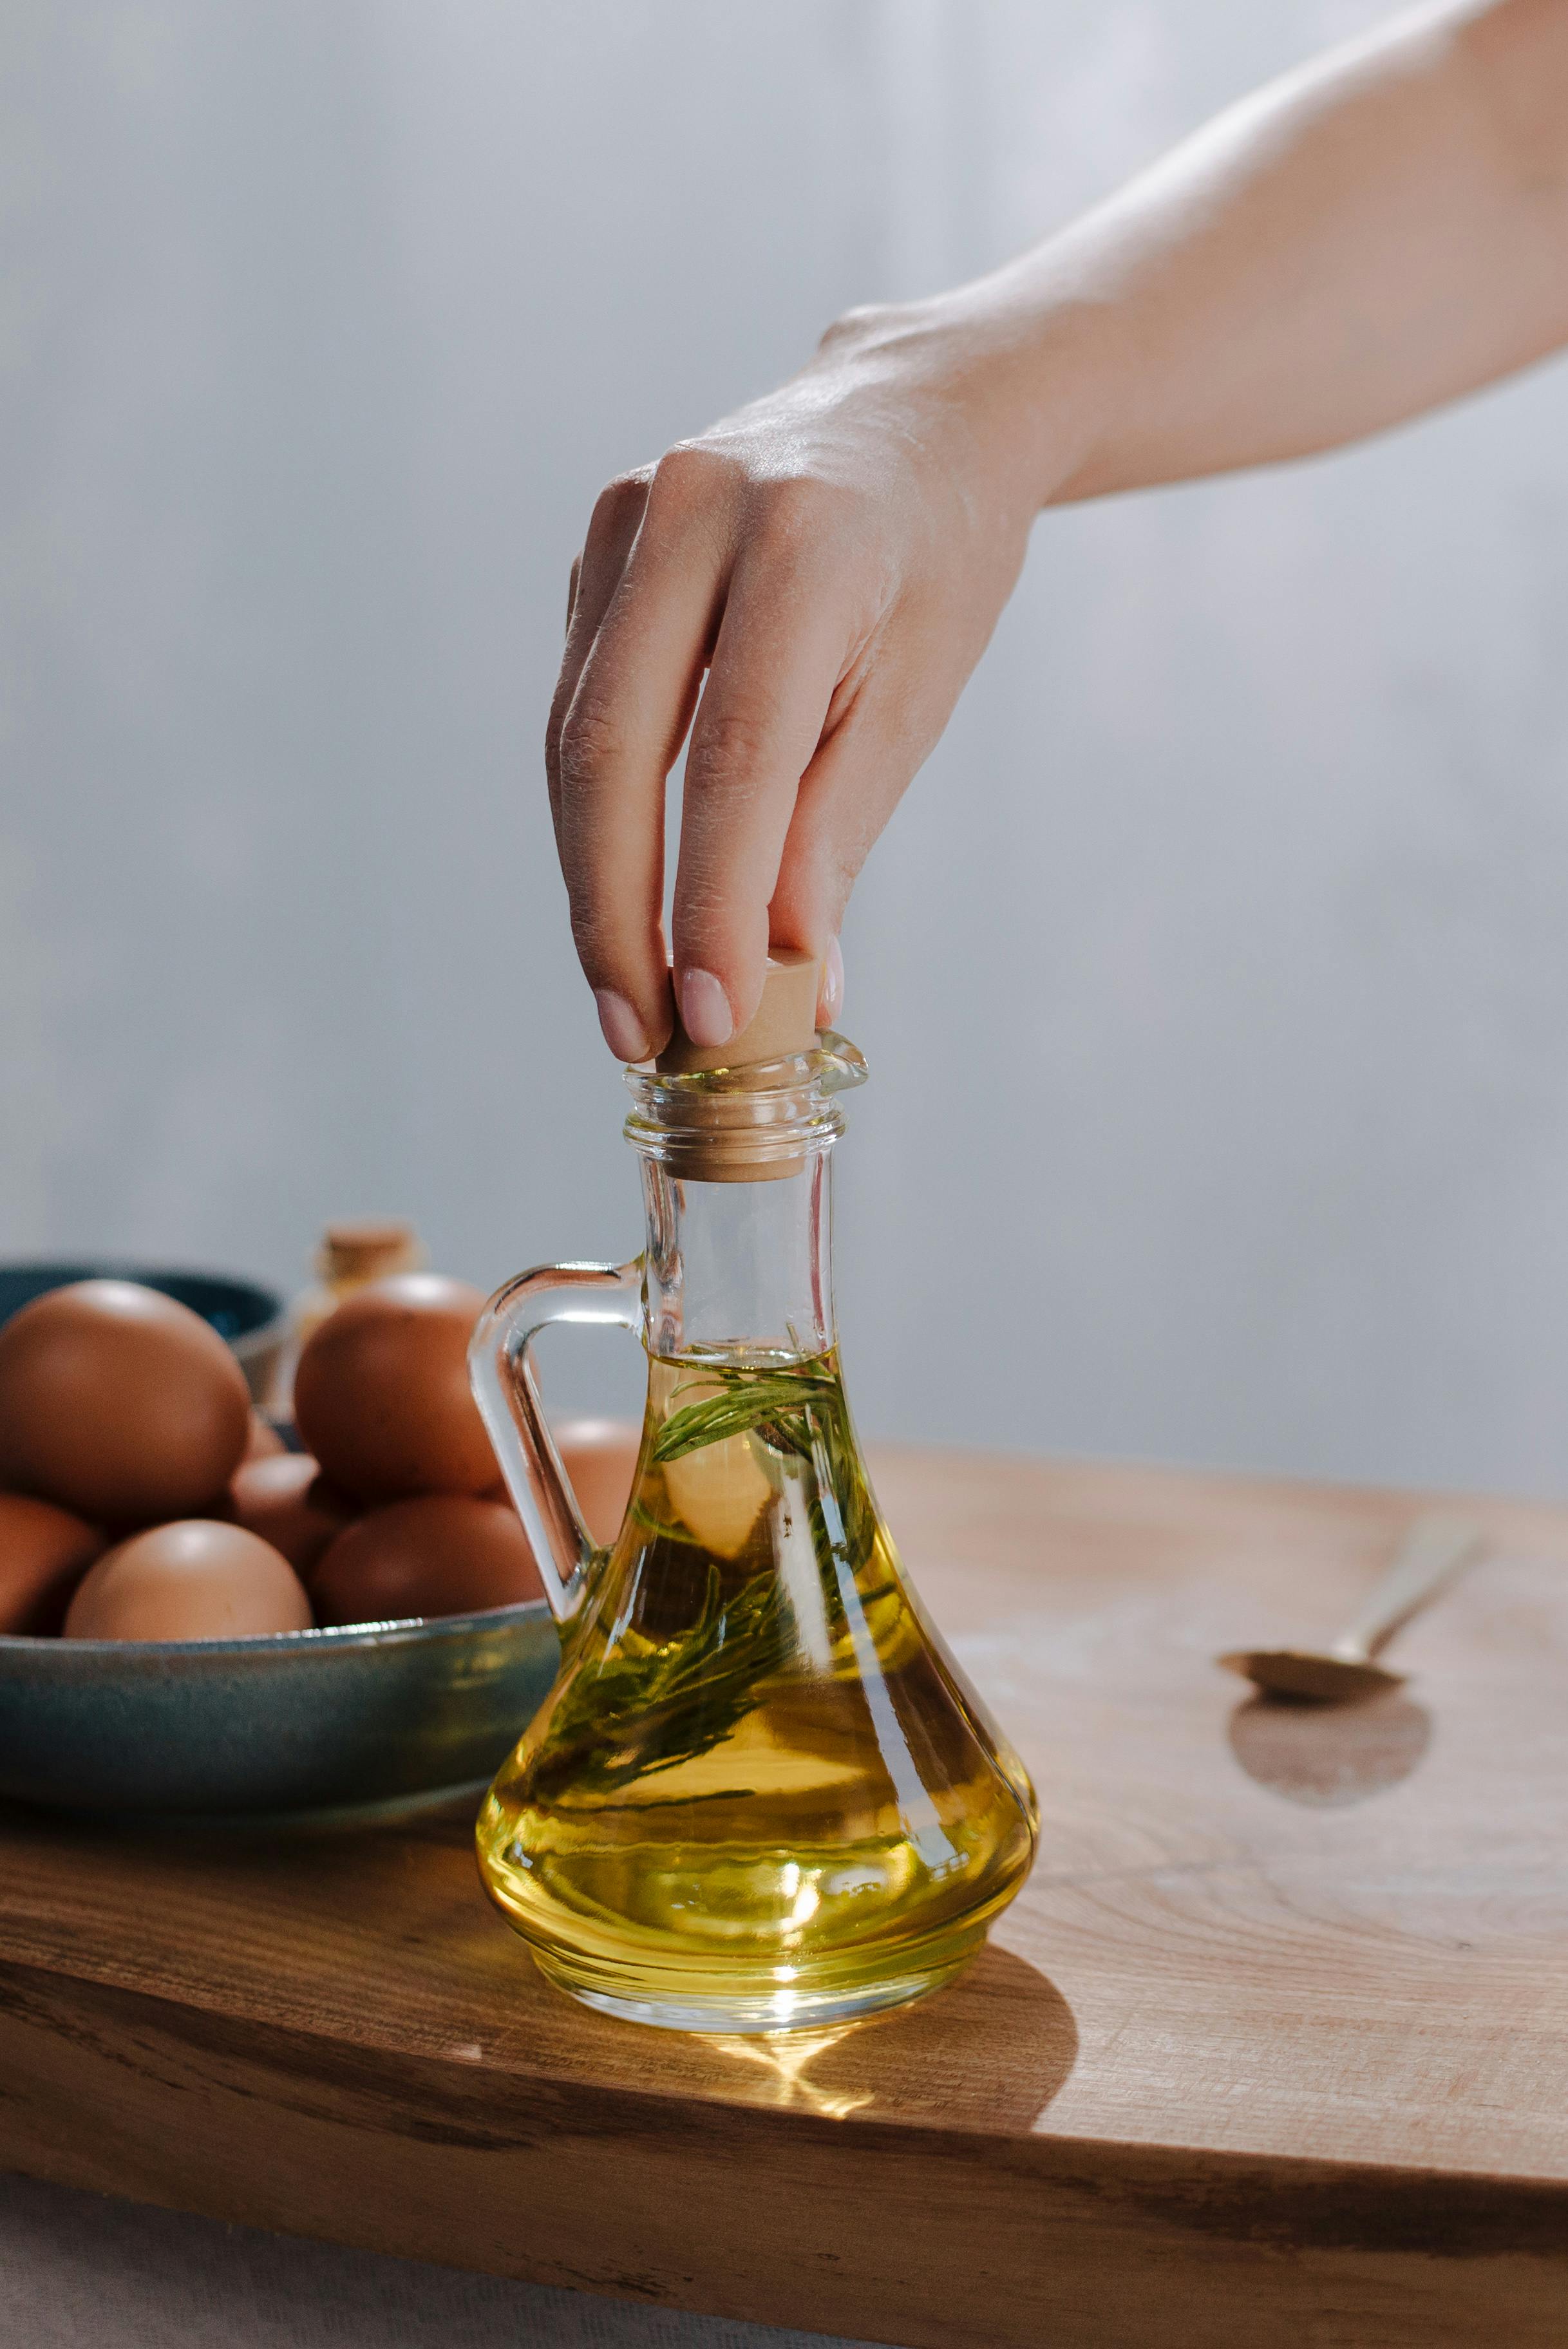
<box><xmin>292</xmin><ymin>1273</ymin><xmax>496</xmax><ymax>1504</ymax></box>
<box><xmin>312</xmin><ymin>1495</ymin><xmax>544</xmax><ymax>1626</ymax></box>
<box><xmin>0</xmin><ymin>1492</ymin><xmax>106</xmax><ymax>1635</ymax></box>
<box><xmin>243</xmin><ymin>1411</ymin><xmax>287</xmax><ymax>1462</ymax></box>
<box><xmin>553</xmin><ymin>1417</ymin><xmax>639</xmax><ymax>1549</ymax></box>
<box><xmin>229</xmin><ymin>1453</ymin><xmax>357</xmax><ymax>1578</ymax></box>
<box><xmin>63</xmin><ymin>1520</ymin><xmax>313</xmax><ymax>1642</ymax></box>
<box><xmin>0</xmin><ymin>1280</ymin><xmax>251</xmax><ymax>1525</ymax></box>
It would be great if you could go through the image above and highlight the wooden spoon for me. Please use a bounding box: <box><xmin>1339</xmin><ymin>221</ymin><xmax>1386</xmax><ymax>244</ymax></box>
<box><xmin>1219</xmin><ymin>1513</ymin><xmax>1484</xmax><ymax>1703</ymax></box>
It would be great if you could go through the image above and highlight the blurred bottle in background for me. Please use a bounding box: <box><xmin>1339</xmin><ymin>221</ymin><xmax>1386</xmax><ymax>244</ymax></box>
<box><xmin>270</xmin><ymin>1220</ymin><xmax>426</xmax><ymax>1417</ymax></box>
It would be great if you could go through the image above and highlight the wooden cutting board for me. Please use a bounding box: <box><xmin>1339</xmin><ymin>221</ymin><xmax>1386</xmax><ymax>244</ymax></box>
<box><xmin>2</xmin><ymin>1448</ymin><xmax>1567</xmax><ymax>2348</ymax></box>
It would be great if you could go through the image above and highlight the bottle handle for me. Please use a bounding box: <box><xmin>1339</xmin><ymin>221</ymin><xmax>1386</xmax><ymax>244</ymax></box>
<box><xmin>468</xmin><ymin>1258</ymin><xmax>643</xmax><ymax>1625</ymax></box>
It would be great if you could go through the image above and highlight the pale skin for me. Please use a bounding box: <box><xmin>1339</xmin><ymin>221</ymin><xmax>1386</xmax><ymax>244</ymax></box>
<box><xmin>549</xmin><ymin>0</ymin><xmax>1568</xmax><ymax>1061</ymax></box>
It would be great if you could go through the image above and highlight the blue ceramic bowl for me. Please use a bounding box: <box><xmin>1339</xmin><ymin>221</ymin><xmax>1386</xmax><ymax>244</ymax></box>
<box><xmin>0</xmin><ymin>1603</ymin><xmax>558</xmax><ymax>1816</ymax></box>
<box><xmin>0</xmin><ymin>1256</ymin><xmax>558</xmax><ymax>1815</ymax></box>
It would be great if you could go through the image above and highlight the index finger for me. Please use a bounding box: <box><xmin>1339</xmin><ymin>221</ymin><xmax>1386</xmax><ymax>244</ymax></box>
<box><xmin>669</xmin><ymin>544</ymin><xmax>859</xmax><ymax>1048</ymax></box>
<box><xmin>554</xmin><ymin>495</ymin><xmax>730</xmax><ymax>1057</ymax></box>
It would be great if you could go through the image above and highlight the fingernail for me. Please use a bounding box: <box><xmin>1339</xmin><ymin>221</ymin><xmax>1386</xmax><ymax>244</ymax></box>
<box><xmin>820</xmin><ymin>936</ymin><xmax>844</xmax><ymax>1024</ymax></box>
<box><xmin>594</xmin><ymin>988</ymin><xmax>650</xmax><ymax>1062</ymax></box>
<box><xmin>678</xmin><ymin>967</ymin><xmax>734</xmax><ymax>1050</ymax></box>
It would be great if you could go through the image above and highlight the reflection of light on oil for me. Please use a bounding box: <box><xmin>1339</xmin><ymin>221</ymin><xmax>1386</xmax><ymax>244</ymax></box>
<box><xmin>708</xmin><ymin>2023</ymin><xmax>875</xmax><ymax>2118</ymax></box>
<box><xmin>777</xmin><ymin>1861</ymin><xmax>822</xmax><ymax>1939</ymax></box>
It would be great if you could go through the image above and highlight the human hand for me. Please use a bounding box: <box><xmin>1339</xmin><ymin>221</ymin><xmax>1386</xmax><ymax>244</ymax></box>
<box><xmin>553</xmin><ymin>0</ymin><xmax>1568</xmax><ymax>1062</ymax></box>
<box><xmin>547</xmin><ymin>297</ymin><xmax>1067</xmax><ymax>1058</ymax></box>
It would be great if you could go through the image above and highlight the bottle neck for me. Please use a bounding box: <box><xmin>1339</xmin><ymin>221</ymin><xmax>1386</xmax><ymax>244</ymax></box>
<box><xmin>638</xmin><ymin>1144</ymin><xmax>836</xmax><ymax>1364</ymax></box>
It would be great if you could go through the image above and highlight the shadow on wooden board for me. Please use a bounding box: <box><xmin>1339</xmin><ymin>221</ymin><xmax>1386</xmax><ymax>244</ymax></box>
<box><xmin>1228</xmin><ymin>1689</ymin><xmax>1431</xmax><ymax>1807</ymax></box>
<box><xmin>670</xmin><ymin>1941</ymin><xmax>1079</xmax><ymax>2135</ymax></box>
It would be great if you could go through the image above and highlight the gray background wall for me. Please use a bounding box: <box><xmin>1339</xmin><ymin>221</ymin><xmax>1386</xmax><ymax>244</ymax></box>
<box><xmin>6</xmin><ymin>0</ymin><xmax>1568</xmax><ymax>1494</ymax></box>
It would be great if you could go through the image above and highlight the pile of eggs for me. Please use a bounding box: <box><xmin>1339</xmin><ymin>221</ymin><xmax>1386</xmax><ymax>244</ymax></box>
<box><xmin>0</xmin><ymin>1274</ymin><xmax>629</xmax><ymax>1643</ymax></box>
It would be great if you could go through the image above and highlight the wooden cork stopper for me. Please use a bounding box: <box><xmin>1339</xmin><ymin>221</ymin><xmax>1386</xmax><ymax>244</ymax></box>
<box><xmin>656</xmin><ymin>950</ymin><xmax>822</xmax><ymax>1076</ymax></box>
<box><xmin>317</xmin><ymin>1221</ymin><xmax>425</xmax><ymax>1284</ymax></box>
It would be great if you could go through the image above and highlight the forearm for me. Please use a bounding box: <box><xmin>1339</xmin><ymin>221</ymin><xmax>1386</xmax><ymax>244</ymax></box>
<box><xmin>911</xmin><ymin>0</ymin><xmax>1568</xmax><ymax>507</ymax></box>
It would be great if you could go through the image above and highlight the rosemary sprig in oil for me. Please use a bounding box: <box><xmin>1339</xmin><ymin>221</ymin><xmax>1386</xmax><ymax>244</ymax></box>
<box><xmin>531</xmin><ymin>1356</ymin><xmax>878</xmax><ymax>1798</ymax></box>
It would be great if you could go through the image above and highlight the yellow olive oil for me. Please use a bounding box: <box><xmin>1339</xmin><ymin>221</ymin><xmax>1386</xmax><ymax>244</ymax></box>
<box><xmin>477</xmin><ymin>1348</ymin><xmax>1037</xmax><ymax>2031</ymax></box>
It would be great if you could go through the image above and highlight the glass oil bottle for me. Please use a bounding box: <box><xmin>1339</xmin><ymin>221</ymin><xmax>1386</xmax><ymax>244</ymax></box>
<box><xmin>469</xmin><ymin>953</ymin><xmax>1037</xmax><ymax>2032</ymax></box>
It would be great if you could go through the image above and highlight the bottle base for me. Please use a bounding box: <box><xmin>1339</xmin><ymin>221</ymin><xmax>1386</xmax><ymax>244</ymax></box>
<box><xmin>531</xmin><ymin>1944</ymin><xmax>976</xmax><ymax>2035</ymax></box>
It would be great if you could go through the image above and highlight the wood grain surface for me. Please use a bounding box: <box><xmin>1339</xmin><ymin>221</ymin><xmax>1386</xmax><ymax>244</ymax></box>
<box><xmin>3</xmin><ymin>1448</ymin><xmax>1568</xmax><ymax>2347</ymax></box>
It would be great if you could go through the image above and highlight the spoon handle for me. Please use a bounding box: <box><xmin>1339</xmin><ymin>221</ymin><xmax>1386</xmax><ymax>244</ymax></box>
<box><xmin>1334</xmin><ymin>1514</ymin><xmax>1484</xmax><ymax>1662</ymax></box>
